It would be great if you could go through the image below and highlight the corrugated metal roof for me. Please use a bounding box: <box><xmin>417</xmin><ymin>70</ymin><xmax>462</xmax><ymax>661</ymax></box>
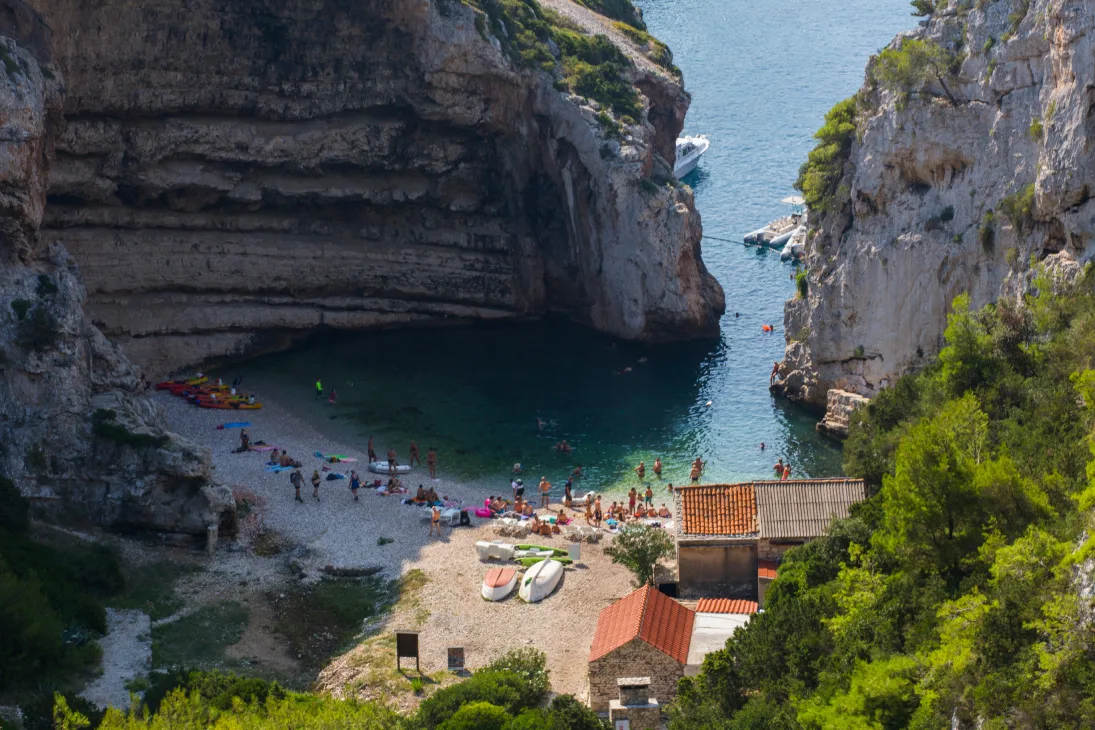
<box><xmin>589</xmin><ymin>585</ymin><xmax>695</xmax><ymax>664</ymax></box>
<box><xmin>696</xmin><ymin>598</ymin><xmax>758</xmax><ymax>614</ymax></box>
<box><xmin>754</xmin><ymin>479</ymin><xmax>865</xmax><ymax>539</ymax></box>
<box><xmin>677</xmin><ymin>483</ymin><xmax>758</xmax><ymax>537</ymax></box>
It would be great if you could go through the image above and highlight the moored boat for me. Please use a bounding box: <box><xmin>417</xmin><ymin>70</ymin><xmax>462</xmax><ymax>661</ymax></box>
<box><xmin>482</xmin><ymin>567</ymin><xmax>518</xmax><ymax>601</ymax></box>
<box><xmin>518</xmin><ymin>558</ymin><xmax>564</xmax><ymax>603</ymax></box>
<box><xmin>368</xmin><ymin>462</ymin><xmax>412</xmax><ymax>474</ymax></box>
<box><xmin>744</xmin><ymin>196</ymin><xmax>806</xmax><ymax>246</ymax></box>
<box><xmin>674</xmin><ymin>135</ymin><xmax>710</xmax><ymax>178</ymax></box>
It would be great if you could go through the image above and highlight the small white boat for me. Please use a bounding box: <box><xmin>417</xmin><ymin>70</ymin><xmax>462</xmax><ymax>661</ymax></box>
<box><xmin>367</xmin><ymin>461</ymin><xmax>412</xmax><ymax>474</ymax></box>
<box><xmin>519</xmin><ymin>558</ymin><xmax>564</xmax><ymax>603</ymax></box>
<box><xmin>780</xmin><ymin>226</ymin><xmax>807</xmax><ymax>261</ymax></box>
<box><xmin>567</xmin><ymin>491</ymin><xmax>596</xmax><ymax>508</ymax></box>
<box><xmin>482</xmin><ymin>566</ymin><xmax>518</xmax><ymax>601</ymax></box>
<box><xmin>475</xmin><ymin>540</ymin><xmax>516</xmax><ymax>561</ymax></box>
<box><xmin>674</xmin><ymin>135</ymin><xmax>710</xmax><ymax>178</ymax></box>
<box><xmin>745</xmin><ymin>196</ymin><xmax>806</xmax><ymax>246</ymax></box>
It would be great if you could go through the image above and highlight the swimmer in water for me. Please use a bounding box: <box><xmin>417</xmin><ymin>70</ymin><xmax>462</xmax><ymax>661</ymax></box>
<box><xmin>760</xmin><ymin>442</ymin><xmax>766</xmax><ymax>450</ymax></box>
<box><xmin>537</xmin><ymin>417</ymin><xmax>545</xmax><ymax>430</ymax></box>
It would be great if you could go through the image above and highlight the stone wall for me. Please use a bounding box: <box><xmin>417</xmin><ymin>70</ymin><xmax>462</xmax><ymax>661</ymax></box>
<box><xmin>27</xmin><ymin>0</ymin><xmax>724</xmax><ymax>377</ymax></box>
<box><xmin>588</xmin><ymin>639</ymin><xmax>683</xmax><ymax>713</ymax></box>
<box><xmin>757</xmin><ymin>538</ymin><xmax>801</xmax><ymax>563</ymax></box>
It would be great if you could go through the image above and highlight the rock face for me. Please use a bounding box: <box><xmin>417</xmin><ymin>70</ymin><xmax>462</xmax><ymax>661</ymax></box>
<box><xmin>780</xmin><ymin>0</ymin><xmax>1095</xmax><ymax>410</ymax></box>
<box><xmin>816</xmin><ymin>389</ymin><xmax>870</xmax><ymax>441</ymax></box>
<box><xmin>0</xmin><ymin>3</ymin><xmax>231</xmax><ymax>537</ymax></box>
<box><xmin>28</xmin><ymin>0</ymin><xmax>724</xmax><ymax>376</ymax></box>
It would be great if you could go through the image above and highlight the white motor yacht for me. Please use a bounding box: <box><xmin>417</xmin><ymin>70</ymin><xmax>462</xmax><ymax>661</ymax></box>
<box><xmin>674</xmin><ymin>134</ymin><xmax>710</xmax><ymax>178</ymax></box>
<box><xmin>744</xmin><ymin>196</ymin><xmax>806</xmax><ymax>246</ymax></box>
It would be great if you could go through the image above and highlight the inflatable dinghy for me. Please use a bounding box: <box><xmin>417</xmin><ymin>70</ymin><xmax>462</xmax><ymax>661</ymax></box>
<box><xmin>368</xmin><ymin>462</ymin><xmax>412</xmax><ymax>474</ymax></box>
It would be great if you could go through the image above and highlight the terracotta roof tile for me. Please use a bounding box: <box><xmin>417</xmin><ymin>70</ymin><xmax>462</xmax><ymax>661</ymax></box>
<box><xmin>757</xmin><ymin>560</ymin><xmax>778</xmax><ymax>580</ymax></box>
<box><xmin>677</xmin><ymin>484</ymin><xmax>757</xmax><ymax>536</ymax></box>
<box><xmin>589</xmin><ymin>585</ymin><xmax>695</xmax><ymax>663</ymax></box>
<box><xmin>696</xmin><ymin>598</ymin><xmax>758</xmax><ymax>614</ymax></box>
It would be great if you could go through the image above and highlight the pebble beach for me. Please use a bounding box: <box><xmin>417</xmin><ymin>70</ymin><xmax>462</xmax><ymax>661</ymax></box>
<box><xmin>157</xmin><ymin>388</ymin><xmax>646</xmax><ymax>698</ymax></box>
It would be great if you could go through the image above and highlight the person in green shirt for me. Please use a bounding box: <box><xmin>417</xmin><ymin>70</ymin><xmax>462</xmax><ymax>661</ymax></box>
<box><xmin>315</xmin><ymin>379</ymin><xmax>323</xmax><ymax>397</ymax></box>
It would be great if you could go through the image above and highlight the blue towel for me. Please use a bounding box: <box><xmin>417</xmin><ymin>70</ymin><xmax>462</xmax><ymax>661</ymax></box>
<box><xmin>265</xmin><ymin>465</ymin><xmax>293</xmax><ymax>473</ymax></box>
<box><xmin>222</xmin><ymin>422</ymin><xmax>251</xmax><ymax>429</ymax></box>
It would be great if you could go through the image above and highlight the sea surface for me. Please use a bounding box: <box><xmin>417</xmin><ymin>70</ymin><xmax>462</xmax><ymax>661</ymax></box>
<box><xmin>238</xmin><ymin>0</ymin><xmax>914</xmax><ymax>496</ymax></box>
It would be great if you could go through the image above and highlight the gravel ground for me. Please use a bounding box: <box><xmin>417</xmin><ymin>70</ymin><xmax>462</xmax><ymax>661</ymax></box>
<box><xmin>159</xmin><ymin>390</ymin><xmax>665</xmax><ymax>699</ymax></box>
<box><xmin>80</xmin><ymin>609</ymin><xmax>152</xmax><ymax>710</ymax></box>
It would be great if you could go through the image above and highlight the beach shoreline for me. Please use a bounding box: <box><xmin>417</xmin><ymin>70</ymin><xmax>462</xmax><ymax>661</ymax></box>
<box><xmin>157</xmin><ymin>386</ymin><xmax>644</xmax><ymax>699</ymax></box>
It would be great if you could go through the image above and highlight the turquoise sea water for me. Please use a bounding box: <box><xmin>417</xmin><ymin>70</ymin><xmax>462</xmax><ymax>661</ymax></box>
<box><xmin>238</xmin><ymin>0</ymin><xmax>913</xmax><ymax>497</ymax></box>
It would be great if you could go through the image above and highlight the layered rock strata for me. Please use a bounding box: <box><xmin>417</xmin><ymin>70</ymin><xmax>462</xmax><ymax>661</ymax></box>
<box><xmin>780</xmin><ymin>0</ymin><xmax>1095</xmax><ymax>410</ymax></box>
<box><xmin>0</xmin><ymin>4</ymin><xmax>231</xmax><ymax>537</ymax></box>
<box><xmin>29</xmin><ymin>0</ymin><xmax>724</xmax><ymax>376</ymax></box>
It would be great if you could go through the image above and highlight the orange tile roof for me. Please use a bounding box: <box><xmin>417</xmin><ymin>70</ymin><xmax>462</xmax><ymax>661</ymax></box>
<box><xmin>676</xmin><ymin>483</ymin><xmax>758</xmax><ymax>536</ymax></box>
<box><xmin>696</xmin><ymin>598</ymin><xmax>758</xmax><ymax>614</ymax></box>
<box><xmin>757</xmin><ymin>560</ymin><xmax>778</xmax><ymax>580</ymax></box>
<box><xmin>589</xmin><ymin>585</ymin><xmax>695</xmax><ymax>663</ymax></box>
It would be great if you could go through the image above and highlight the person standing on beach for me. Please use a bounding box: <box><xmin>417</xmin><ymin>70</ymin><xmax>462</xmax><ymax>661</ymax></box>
<box><xmin>239</xmin><ymin>429</ymin><xmax>250</xmax><ymax>451</ymax></box>
<box><xmin>539</xmin><ymin>476</ymin><xmax>551</xmax><ymax>507</ymax></box>
<box><xmin>584</xmin><ymin>499</ymin><xmax>593</xmax><ymax>525</ymax></box>
<box><xmin>628</xmin><ymin>488</ymin><xmax>637</xmax><ymax>514</ymax></box>
<box><xmin>429</xmin><ymin>504</ymin><xmax>442</xmax><ymax>538</ymax></box>
<box><xmin>644</xmin><ymin>485</ymin><xmax>654</xmax><ymax>507</ymax></box>
<box><xmin>349</xmin><ymin>470</ymin><xmax>361</xmax><ymax>501</ymax></box>
<box><xmin>634</xmin><ymin>460</ymin><xmax>646</xmax><ymax>481</ymax></box>
<box><xmin>315</xmin><ymin>379</ymin><xmax>323</xmax><ymax>397</ymax></box>
<box><xmin>426</xmin><ymin>447</ymin><xmax>438</xmax><ymax>479</ymax></box>
<box><xmin>311</xmin><ymin>470</ymin><xmax>321</xmax><ymax>502</ymax></box>
<box><xmin>689</xmin><ymin>463</ymin><xmax>702</xmax><ymax>483</ymax></box>
<box><xmin>386</xmin><ymin>447</ymin><xmax>397</xmax><ymax>474</ymax></box>
<box><xmin>653</xmin><ymin>457</ymin><xmax>662</xmax><ymax>477</ymax></box>
<box><xmin>409</xmin><ymin>440</ymin><xmax>421</xmax><ymax>467</ymax></box>
<box><xmin>563</xmin><ymin>477</ymin><xmax>573</xmax><ymax>507</ymax></box>
<box><xmin>290</xmin><ymin>469</ymin><xmax>303</xmax><ymax>503</ymax></box>
<box><xmin>367</xmin><ymin>435</ymin><xmax>377</xmax><ymax>464</ymax></box>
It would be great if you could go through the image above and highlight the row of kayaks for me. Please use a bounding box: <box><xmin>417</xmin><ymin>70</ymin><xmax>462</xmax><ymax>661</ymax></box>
<box><xmin>476</xmin><ymin>541</ymin><xmax>570</xmax><ymax>602</ymax></box>
<box><xmin>155</xmin><ymin>375</ymin><xmax>264</xmax><ymax>410</ymax></box>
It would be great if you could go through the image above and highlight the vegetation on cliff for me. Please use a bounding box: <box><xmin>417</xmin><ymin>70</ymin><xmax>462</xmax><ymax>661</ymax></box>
<box><xmin>670</xmin><ymin>268</ymin><xmax>1095</xmax><ymax>729</ymax></box>
<box><xmin>467</xmin><ymin>0</ymin><xmax>671</xmax><ymax>119</ymax></box>
<box><xmin>794</xmin><ymin>97</ymin><xmax>857</xmax><ymax>215</ymax></box>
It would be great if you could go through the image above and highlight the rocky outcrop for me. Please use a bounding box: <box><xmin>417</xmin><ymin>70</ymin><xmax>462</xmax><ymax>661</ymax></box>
<box><xmin>0</xmin><ymin>5</ymin><xmax>231</xmax><ymax>538</ymax></box>
<box><xmin>28</xmin><ymin>0</ymin><xmax>724</xmax><ymax>376</ymax></box>
<box><xmin>780</xmin><ymin>0</ymin><xmax>1095</xmax><ymax>409</ymax></box>
<box><xmin>815</xmin><ymin>389</ymin><xmax>870</xmax><ymax>441</ymax></box>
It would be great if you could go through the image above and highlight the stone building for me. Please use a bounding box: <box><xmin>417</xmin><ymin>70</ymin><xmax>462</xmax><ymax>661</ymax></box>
<box><xmin>587</xmin><ymin>585</ymin><xmax>694</xmax><ymax>713</ymax></box>
<box><xmin>674</xmin><ymin>479</ymin><xmax>866</xmax><ymax>597</ymax></box>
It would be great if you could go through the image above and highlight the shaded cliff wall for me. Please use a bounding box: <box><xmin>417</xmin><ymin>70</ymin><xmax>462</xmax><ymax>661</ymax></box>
<box><xmin>0</xmin><ymin>1</ymin><xmax>231</xmax><ymax>536</ymax></box>
<box><xmin>29</xmin><ymin>0</ymin><xmax>724</xmax><ymax>376</ymax></box>
<box><xmin>780</xmin><ymin>0</ymin><xmax>1095</xmax><ymax>409</ymax></box>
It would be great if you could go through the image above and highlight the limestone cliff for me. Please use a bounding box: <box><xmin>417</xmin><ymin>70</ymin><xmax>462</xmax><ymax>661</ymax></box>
<box><xmin>27</xmin><ymin>0</ymin><xmax>724</xmax><ymax>376</ymax></box>
<box><xmin>0</xmin><ymin>3</ymin><xmax>232</xmax><ymax>537</ymax></box>
<box><xmin>780</xmin><ymin>0</ymin><xmax>1094</xmax><ymax>410</ymax></box>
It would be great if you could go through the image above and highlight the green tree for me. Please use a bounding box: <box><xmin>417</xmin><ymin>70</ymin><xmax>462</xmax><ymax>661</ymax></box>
<box><xmin>794</xmin><ymin>97</ymin><xmax>857</xmax><ymax>214</ymax></box>
<box><xmin>873</xmin><ymin>38</ymin><xmax>958</xmax><ymax>104</ymax></box>
<box><xmin>604</xmin><ymin>523</ymin><xmax>675</xmax><ymax>585</ymax></box>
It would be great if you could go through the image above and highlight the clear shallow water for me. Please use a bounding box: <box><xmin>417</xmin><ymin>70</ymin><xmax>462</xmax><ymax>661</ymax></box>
<box><xmin>237</xmin><ymin>0</ymin><xmax>913</xmax><ymax>496</ymax></box>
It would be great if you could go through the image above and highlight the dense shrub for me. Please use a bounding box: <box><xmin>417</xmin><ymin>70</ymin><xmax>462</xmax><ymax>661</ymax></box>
<box><xmin>872</xmin><ymin>38</ymin><xmax>958</xmax><ymax>104</ymax></box>
<box><xmin>437</xmin><ymin>702</ymin><xmax>510</xmax><ymax>730</ymax></box>
<box><xmin>416</xmin><ymin>670</ymin><xmax>535</xmax><ymax>728</ymax></box>
<box><xmin>604</xmin><ymin>522</ymin><xmax>674</xmax><ymax>586</ymax></box>
<box><xmin>999</xmin><ymin>183</ymin><xmax>1035</xmax><ymax>233</ymax></box>
<box><xmin>795</xmin><ymin>270</ymin><xmax>809</xmax><ymax>299</ymax></box>
<box><xmin>483</xmin><ymin>648</ymin><xmax>550</xmax><ymax>706</ymax></box>
<box><xmin>979</xmin><ymin>210</ymin><xmax>996</xmax><ymax>252</ymax></box>
<box><xmin>143</xmin><ymin>669</ymin><xmax>286</xmax><ymax>714</ymax></box>
<box><xmin>794</xmin><ymin>97</ymin><xmax>857</xmax><ymax>214</ymax></box>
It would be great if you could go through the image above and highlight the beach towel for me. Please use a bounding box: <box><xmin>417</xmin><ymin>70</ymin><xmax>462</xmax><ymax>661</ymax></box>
<box><xmin>217</xmin><ymin>422</ymin><xmax>252</xmax><ymax>429</ymax></box>
<box><xmin>314</xmin><ymin>451</ymin><xmax>357</xmax><ymax>462</ymax></box>
<box><xmin>250</xmin><ymin>445</ymin><xmax>278</xmax><ymax>452</ymax></box>
<box><xmin>265</xmin><ymin>465</ymin><xmax>294</xmax><ymax>473</ymax></box>
<box><xmin>326</xmin><ymin>473</ymin><xmax>347</xmax><ymax>481</ymax></box>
